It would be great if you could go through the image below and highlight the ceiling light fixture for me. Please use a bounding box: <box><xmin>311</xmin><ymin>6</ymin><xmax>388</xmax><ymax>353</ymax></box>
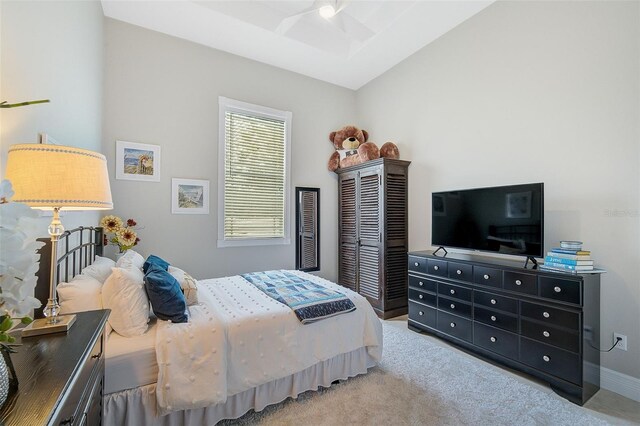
<box><xmin>319</xmin><ymin>5</ymin><xmax>336</xmax><ymax>19</ymax></box>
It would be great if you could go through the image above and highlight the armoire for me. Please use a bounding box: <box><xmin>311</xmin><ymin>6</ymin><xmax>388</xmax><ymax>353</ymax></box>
<box><xmin>336</xmin><ymin>158</ymin><xmax>411</xmax><ymax>319</ymax></box>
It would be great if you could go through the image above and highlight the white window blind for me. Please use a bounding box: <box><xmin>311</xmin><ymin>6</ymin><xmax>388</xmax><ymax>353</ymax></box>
<box><xmin>218</xmin><ymin>97</ymin><xmax>291</xmax><ymax>247</ymax></box>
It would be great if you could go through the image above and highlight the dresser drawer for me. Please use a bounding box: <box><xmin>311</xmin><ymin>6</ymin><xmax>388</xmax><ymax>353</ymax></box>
<box><xmin>448</xmin><ymin>262</ymin><xmax>472</xmax><ymax>282</ymax></box>
<box><xmin>474</xmin><ymin>306</ymin><xmax>518</xmax><ymax>333</ymax></box>
<box><xmin>437</xmin><ymin>311</ymin><xmax>472</xmax><ymax>343</ymax></box>
<box><xmin>473</xmin><ymin>322</ymin><xmax>519</xmax><ymax>360</ymax></box>
<box><xmin>408</xmin><ymin>255</ymin><xmax>428</xmax><ymax>273</ymax></box>
<box><xmin>437</xmin><ymin>281</ymin><xmax>472</xmax><ymax>302</ymax></box>
<box><xmin>409</xmin><ymin>288</ymin><xmax>436</xmax><ymax>307</ymax></box>
<box><xmin>521</xmin><ymin>319</ymin><xmax>580</xmax><ymax>353</ymax></box>
<box><xmin>520</xmin><ymin>337</ymin><xmax>581</xmax><ymax>385</ymax></box>
<box><xmin>474</xmin><ymin>266</ymin><xmax>503</xmax><ymax>288</ymax></box>
<box><xmin>521</xmin><ymin>301</ymin><xmax>580</xmax><ymax>331</ymax></box>
<box><xmin>409</xmin><ymin>275</ymin><xmax>436</xmax><ymax>293</ymax></box>
<box><xmin>438</xmin><ymin>297</ymin><xmax>472</xmax><ymax>319</ymax></box>
<box><xmin>503</xmin><ymin>271</ymin><xmax>537</xmax><ymax>295</ymax></box>
<box><xmin>539</xmin><ymin>276</ymin><xmax>581</xmax><ymax>305</ymax></box>
<box><xmin>474</xmin><ymin>290</ymin><xmax>518</xmax><ymax>314</ymax></box>
<box><xmin>427</xmin><ymin>259</ymin><xmax>448</xmax><ymax>277</ymax></box>
<box><xmin>409</xmin><ymin>301</ymin><xmax>436</xmax><ymax>329</ymax></box>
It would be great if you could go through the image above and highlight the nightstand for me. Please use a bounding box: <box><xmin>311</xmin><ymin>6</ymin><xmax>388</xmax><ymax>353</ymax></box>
<box><xmin>0</xmin><ymin>310</ymin><xmax>109</xmax><ymax>425</ymax></box>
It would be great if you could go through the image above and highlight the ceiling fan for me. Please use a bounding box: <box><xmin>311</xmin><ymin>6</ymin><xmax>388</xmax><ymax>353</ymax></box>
<box><xmin>276</xmin><ymin>0</ymin><xmax>375</xmax><ymax>42</ymax></box>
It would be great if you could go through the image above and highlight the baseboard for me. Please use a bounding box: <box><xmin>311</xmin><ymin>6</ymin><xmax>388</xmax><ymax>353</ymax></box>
<box><xmin>585</xmin><ymin>362</ymin><xmax>640</xmax><ymax>402</ymax></box>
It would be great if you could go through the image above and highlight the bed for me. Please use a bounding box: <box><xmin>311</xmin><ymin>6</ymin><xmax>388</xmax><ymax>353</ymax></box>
<box><xmin>35</xmin><ymin>226</ymin><xmax>383</xmax><ymax>425</ymax></box>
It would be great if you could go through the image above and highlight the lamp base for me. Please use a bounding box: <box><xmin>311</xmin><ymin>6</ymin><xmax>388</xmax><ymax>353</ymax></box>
<box><xmin>21</xmin><ymin>314</ymin><xmax>76</xmax><ymax>338</ymax></box>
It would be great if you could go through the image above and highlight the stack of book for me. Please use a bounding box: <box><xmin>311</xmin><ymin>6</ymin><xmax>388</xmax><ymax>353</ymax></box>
<box><xmin>541</xmin><ymin>241</ymin><xmax>594</xmax><ymax>273</ymax></box>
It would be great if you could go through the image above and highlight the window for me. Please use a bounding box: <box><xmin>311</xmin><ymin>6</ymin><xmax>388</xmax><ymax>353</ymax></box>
<box><xmin>218</xmin><ymin>97</ymin><xmax>292</xmax><ymax>247</ymax></box>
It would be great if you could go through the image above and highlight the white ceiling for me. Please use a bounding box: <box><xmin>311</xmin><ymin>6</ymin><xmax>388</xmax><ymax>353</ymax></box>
<box><xmin>101</xmin><ymin>1</ymin><xmax>494</xmax><ymax>90</ymax></box>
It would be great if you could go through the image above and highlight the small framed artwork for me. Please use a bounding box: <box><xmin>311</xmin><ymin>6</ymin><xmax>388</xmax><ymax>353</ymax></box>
<box><xmin>172</xmin><ymin>178</ymin><xmax>210</xmax><ymax>214</ymax></box>
<box><xmin>506</xmin><ymin>191</ymin><xmax>532</xmax><ymax>218</ymax></box>
<box><xmin>433</xmin><ymin>194</ymin><xmax>446</xmax><ymax>216</ymax></box>
<box><xmin>116</xmin><ymin>140</ymin><xmax>161</xmax><ymax>182</ymax></box>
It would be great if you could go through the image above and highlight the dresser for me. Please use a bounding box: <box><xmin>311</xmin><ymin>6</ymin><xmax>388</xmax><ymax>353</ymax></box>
<box><xmin>337</xmin><ymin>158</ymin><xmax>411</xmax><ymax>319</ymax></box>
<box><xmin>407</xmin><ymin>251</ymin><xmax>601</xmax><ymax>405</ymax></box>
<box><xmin>0</xmin><ymin>310</ymin><xmax>109</xmax><ymax>425</ymax></box>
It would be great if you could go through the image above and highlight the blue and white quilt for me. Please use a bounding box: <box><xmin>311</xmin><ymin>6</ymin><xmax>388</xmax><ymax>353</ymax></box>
<box><xmin>241</xmin><ymin>270</ymin><xmax>356</xmax><ymax>324</ymax></box>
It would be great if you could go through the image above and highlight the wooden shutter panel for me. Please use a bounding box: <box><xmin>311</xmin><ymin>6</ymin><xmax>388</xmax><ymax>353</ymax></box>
<box><xmin>358</xmin><ymin>169</ymin><xmax>382</xmax><ymax>307</ymax></box>
<box><xmin>339</xmin><ymin>174</ymin><xmax>358</xmax><ymax>291</ymax></box>
<box><xmin>296</xmin><ymin>187</ymin><xmax>319</xmax><ymax>271</ymax></box>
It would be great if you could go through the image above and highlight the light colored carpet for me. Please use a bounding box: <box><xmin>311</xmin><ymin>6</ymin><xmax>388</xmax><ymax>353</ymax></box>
<box><xmin>220</xmin><ymin>321</ymin><xmax>631</xmax><ymax>425</ymax></box>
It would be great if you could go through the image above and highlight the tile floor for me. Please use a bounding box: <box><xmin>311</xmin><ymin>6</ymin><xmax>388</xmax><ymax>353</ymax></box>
<box><xmin>385</xmin><ymin>315</ymin><xmax>640</xmax><ymax>424</ymax></box>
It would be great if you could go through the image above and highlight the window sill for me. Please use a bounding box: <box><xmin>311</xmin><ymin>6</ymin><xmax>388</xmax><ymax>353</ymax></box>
<box><xmin>217</xmin><ymin>238</ymin><xmax>291</xmax><ymax>248</ymax></box>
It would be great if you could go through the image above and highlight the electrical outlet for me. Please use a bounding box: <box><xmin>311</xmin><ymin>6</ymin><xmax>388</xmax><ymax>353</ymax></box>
<box><xmin>613</xmin><ymin>333</ymin><xmax>628</xmax><ymax>351</ymax></box>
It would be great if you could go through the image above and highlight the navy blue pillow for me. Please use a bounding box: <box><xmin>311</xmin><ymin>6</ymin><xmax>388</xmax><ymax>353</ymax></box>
<box><xmin>143</xmin><ymin>254</ymin><xmax>170</xmax><ymax>274</ymax></box>
<box><xmin>144</xmin><ymin>264</ymin><xmax>187</xmax><ymax>323</ymax></box>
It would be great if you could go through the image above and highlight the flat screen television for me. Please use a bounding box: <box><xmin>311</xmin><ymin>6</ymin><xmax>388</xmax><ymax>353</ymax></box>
<box><xmin>432</xmin><ymin>183</ymin><xmax>544</xmax><ymax>260</ymax></box>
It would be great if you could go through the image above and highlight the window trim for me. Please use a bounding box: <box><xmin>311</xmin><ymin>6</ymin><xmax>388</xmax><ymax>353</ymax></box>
<box><xmin>217</xmin><ymin>96</ymin><xmax>292</xmax><ymax>248</ymax></box>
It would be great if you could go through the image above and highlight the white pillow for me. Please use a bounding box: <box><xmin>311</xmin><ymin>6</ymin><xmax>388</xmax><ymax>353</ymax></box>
<box><xmin>81</xmin><ymin>256</ymin><xmax>116</xmax><ymax>283</ymax></box>
<box><xmin>102</xmin><ymin>266</ymin><xmax>149</xmax><ymax>337</ymax></box>
<box><xmin>57</xmin><ymin>275</ymin><xmax>103</xmax><ymax>315</ymax></box>
<box><xmin>168</xmin><ymin>266</ymin><xmax>199</xmax><ymax>306</ymax></box>
<box><xmin>115</xmin><ymin>250</ymin><xmax>145</xmax><ymax>270</ymax></box>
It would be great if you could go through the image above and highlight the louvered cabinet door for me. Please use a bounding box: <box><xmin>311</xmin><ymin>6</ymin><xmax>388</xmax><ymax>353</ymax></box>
<box><xmin>338</xmin><ymin>172</ymin><xmax>358</xmax><ymax>292</ymax></box>
<box><xmin>385</xmin><ymin>171</ymin><xmax>409</xmax><ymax>310</ymax></box>
<box><xmin>296</xmin><ymin>187</ymin><xmax>319</xmax><ymax>272</ymax></box>
<box><xmin>358</xmin><ymin>168</ymin><xmax>383</xmax><ymax>308</ymax></box>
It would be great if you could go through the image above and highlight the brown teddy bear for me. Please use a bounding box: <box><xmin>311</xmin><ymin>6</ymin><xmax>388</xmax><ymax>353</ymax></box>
<box><xmin>327</xmin><ymin>125</ymin><xmax>399</xmax><ymax>172</ymax></box>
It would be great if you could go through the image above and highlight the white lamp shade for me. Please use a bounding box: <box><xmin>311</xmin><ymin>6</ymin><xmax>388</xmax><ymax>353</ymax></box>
<box><xmin>4</xmin><ymin>143</ymin><xmax>113</xmax><ymax>210</ymax></box>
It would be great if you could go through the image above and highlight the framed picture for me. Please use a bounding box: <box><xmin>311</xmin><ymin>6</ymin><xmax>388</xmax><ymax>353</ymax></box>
<box><xmin>433</xmin><ymin>194</ymin><xmax>446</xmax><ymax>216</ymax></box>
<box><xmin>172</xmin><ymin>178</ymin><xmax>210</xmax><ymax>214</ymax></box>
<box><xmin>116</xmin><ymin>140</ymin><xmax>161</xmax><ymax>182</ymax></box>
<box><xmin>506</xmin><ymin>191</ymin><xmax>532</xmax><ymax>218</ymax></box>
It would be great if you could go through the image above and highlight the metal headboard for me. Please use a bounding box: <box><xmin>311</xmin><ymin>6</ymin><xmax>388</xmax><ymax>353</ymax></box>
<box><xmin>34</xmin><ymin>226</ymin><xmax>104</xmax><ymax>319</ymax></box>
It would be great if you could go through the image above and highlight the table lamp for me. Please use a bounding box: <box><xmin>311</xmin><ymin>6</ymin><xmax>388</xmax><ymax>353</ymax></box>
<box><xmin>4</xmin><ymin>143</ymin><xmax>113</xmax><ymax>335</ymax></box>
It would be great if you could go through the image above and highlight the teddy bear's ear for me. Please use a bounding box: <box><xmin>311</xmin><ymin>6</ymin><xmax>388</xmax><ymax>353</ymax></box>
<box><xmin>362</xmin><ymin>130</ymin><xmax>369</xmax><ymax>142</ymax></box>
<box><xmin>329</xmin><ymin>131</ymin><xmax>336</xmax><ymax>142</ymax></box>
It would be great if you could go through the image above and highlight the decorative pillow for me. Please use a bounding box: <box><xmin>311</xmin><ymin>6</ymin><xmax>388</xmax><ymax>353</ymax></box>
<box><xmin>168</xmin><ymin>266</ymin><xmax>199</xmax><ymax>306</ymax></box>
<box><xmin>102</xmin><ymin>266</ymin><xmax>150</xmax><ymax>337</ymax></box>
<box><xmin>144</xmin><ymin>264</ymin><xmax>188</xmax><ymax>323</ymax></box>
<box><xmin>115</xmin><ymin>249</ymin><xmax>145</xmax><ymax>270</ymax></box>
<box><xmin>143</xmin><ymin>254</ymin><xmax>170</xmax><ymax>274</ymax></box>
<box><xmin>80</xmin><ymin>255</ymin><xmax>116</xmax><ymax>283</ymax></box>
<box><xmin>57</xmin><ymin>275</ymin><xmax>103</xmax><ymax>315</ymax></box>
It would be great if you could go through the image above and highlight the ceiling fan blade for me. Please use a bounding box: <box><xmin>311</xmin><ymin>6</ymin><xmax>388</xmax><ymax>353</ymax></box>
<box><xmin>275</xmin><ymin>1</ymin><xmax>322</xmax><ymax>35</ymax></box>
<box><xmin>332</xmin><ymin>12</ymin><xmax>375</xmax><ymax>42</ymax></box>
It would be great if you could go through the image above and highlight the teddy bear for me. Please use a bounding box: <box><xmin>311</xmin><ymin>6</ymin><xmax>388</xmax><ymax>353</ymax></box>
<box><xmin>327</xmin><ymin>125</ymin><xmax>399</xmax><ymax>172</ymax></box>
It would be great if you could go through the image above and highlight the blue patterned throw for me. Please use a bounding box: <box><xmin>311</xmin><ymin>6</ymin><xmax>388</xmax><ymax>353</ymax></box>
<box><xmin>241</xmin><ymin>271</ymin><xmax>356</xmax><ymax>324</ymax></box>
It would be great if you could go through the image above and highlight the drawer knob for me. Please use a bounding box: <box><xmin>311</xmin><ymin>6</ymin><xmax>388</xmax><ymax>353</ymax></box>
<box><xmin>490</xmin><ymin>336</ymin><xmax>497</xmax><ymax>343</ymax></box>
<box><xmin>483</xmin><ymin>274</ymin><xmax>490</xmax><ymax>280</ymax></box>
<box><xmin>543</xmin><ymin>311</ymin><xmax>550</xmax><ymax>318</ymax></box>
<box><xmin>456</xmin><ymin>269</ymin><xmax>462</xmax><ymax>275</ymax></box>
<box><xmin>419</xmin><ymin>311</ymin><xmax>424</xmax><ymax>316</ymax></box>
<box><xmin>515</xmin><ymin>279</ymin><xmax>522</xmax><ymax>286</ymax></box>
<box><xmin>490</xmin><ymin>315</ymin><xmax>497</xmax><ymax>321</ymax></box>
<box><xmin>543</xmin><ymin>355</ymin><xmax>550</xmax><ymax>362</ymax></box>
<box><xmin>490</xmin><ymin>299</ymin><xmax>497</xmax><ymax>305</ymax></box>
<box><xmin>419</xmin><ymin>281</ymin><xmax>424</xmax><ymax>286</ymax></box>
<box><xmin>414</xmin><ymin>262</ymin><xmax>419</xmax><ymax>267</ymax></box>
<box><xmin>554</xmin><ymin>286</ymin><xmax>562</xmax><ymax>293</ymax></box>
<box><xmin>543</xmin><ymin>331</ymin><xmax>550</xmax><ymax>338</ymax></box>
<box><xmin>450</xmin><ymin>303</ymin><xmax>456</xmax><ymax>309</ymax></box>
<box><xmin>450</xmin><ymin>322</ymin><xmax>456</xmax><ymax>328</ymax></box>
<box><xmin>450</xmin><ymin>289</ymin><xmax>455</xmax><ymax>295</ymax></box>
<box><xmin>433</xmin><ymin>265</ymin><xmax>440</xmax><ymax>271</ymax></box>
<box><xmin>418</xmin><ymin>294</ymin><xmax>424</xmax><ymax>299</ymax></box>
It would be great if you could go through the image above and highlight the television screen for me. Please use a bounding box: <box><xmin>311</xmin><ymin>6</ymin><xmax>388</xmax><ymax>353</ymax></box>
<box><xmin>432</xmin><ymin>183</ymin><xmax>544</xmax><ymax>258</ymax></box>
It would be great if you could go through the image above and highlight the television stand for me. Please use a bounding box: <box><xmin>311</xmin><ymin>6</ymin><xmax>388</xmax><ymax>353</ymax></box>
<box><xmin>433</xmin><ymin>246</ymin><xmax>448</xmax><ymax>256</ymax></box>
<box><xmin>524</xmin><ymin>256</ymin><xmax>538</xmax><ymax>269</ymax></box>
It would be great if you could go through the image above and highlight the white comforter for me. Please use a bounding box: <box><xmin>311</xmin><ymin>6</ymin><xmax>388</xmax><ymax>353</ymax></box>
<box><xmin>155</xmin><ymin>271</ymin><xmax>383</xmax><ymax>415</ymax></box>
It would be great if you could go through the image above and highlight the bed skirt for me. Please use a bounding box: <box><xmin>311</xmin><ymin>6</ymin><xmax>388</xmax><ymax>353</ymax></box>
<box><xmin>104</xmin><ymin>347</ymin><xmax>376</xmax><ymax>426</ymax></box>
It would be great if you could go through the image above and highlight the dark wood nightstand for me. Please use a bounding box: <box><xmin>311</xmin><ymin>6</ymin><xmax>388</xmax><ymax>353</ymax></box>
<box><xmin>0</xmin><ymin>310</ymin><xmax>109</xmax><ymax>425</ymax></box>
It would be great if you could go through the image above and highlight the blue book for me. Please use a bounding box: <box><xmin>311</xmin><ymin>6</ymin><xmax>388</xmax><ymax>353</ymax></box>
<box><xmin>551</xmin><ymin>248</ymin><xmax>591</xmax><ymax>255</ymax></box>
<box><xmin>543</xmin><ymin>261</ymin><xmax>593</xmax><ymax>271</ymax></box>
<box><xmin>545</xmin><ymin>256</ymin><xmax>593</xmax><ymax>266</ymax></box>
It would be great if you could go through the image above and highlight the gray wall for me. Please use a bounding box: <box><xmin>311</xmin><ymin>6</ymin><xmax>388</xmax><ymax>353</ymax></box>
<box><xmin>103</xmin><ymin>18</ymin><xmax>355</xmax><ymax>281</ymax></box>
<box><xmin>0</xmin><ymin>0</ymin><xmax>104</xmax><ymax>232</ymax></box>
<box><xmin>356</xmin><ymin>1</ymin><xmax>640</xmax><ymax>379</ymax></box>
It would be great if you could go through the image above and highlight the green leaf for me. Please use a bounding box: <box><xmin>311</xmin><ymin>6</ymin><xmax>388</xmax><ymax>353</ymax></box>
<box><xmin>0</xmin><ymin>99</ymin><xmax>50</xmax><ymax>108</ymax></box>
<box><xmin>21</xmin><ymin>316</ymin><xmax>33</xmax><ymax>325</ymax></box>
<box><xmin>0</xmin><ymin>317</ymin><xmax>13</xmax><ymax>332</ymax></box>
<box><xmin>6</xmin><ymin>336</ymin><xmax>15</xmax><ymax>344</ymax></box>
<box><xmin>0</xmin><ymin>334</ymin><xmax>7</xmax><ymax>342</ymax></box>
